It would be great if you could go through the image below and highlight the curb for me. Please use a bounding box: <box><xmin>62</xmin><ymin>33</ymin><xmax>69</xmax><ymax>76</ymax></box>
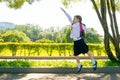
<box><xmin>0</xmin><ymin>56</ymin><xmax>108</xmax><ymax>60</ymax></box>
<box><xmin>0</xmin><ymin>67</ymin><xmax>120</xmax><ymax>73</ymax></box>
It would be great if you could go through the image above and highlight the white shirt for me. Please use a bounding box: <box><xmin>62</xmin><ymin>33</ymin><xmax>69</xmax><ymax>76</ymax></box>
<box><xmin>64</xmin><ymin>11</ymin><xmax>95</xmax><ymax>41</ymax></box>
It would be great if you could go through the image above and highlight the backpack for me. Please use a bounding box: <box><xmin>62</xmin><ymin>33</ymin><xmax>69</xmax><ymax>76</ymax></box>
<box><xmin>80</xmin><ymin>23</ymin><xmax>86</xmax><ymax>39</ymax></box>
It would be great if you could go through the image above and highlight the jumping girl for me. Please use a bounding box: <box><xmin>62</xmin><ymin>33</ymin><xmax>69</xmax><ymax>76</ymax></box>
<box><xmin>61</xmin><ymin>8</ymin><xmax>97</xmax><ymax>73</ymax></box>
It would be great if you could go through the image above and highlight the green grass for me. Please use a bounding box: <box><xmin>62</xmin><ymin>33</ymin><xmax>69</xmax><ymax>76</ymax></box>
<box><xmin>0</xmin><ymin>60</ymin><xmax>120</xmax><ymax>67</ymax></box>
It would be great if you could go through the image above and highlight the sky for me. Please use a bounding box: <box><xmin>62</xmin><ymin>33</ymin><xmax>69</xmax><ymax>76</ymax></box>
<box><xmin>0</xmin><ymin>0</ymin><xmax>120</xmax><ymax>35</ymax></box>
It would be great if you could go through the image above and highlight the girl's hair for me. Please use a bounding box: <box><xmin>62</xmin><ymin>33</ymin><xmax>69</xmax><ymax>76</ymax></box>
<box><xmin>74</xmin><ymin>15</ymin><xmax>82</xmax><ymax>23</ymax></box>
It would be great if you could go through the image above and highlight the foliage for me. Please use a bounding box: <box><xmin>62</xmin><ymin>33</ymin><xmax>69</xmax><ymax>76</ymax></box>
<box><xmin>5</xmin><ymin>24</ymin><xmax>102</xmax><ymax>43</ymax></box>
<box><xmin>61</xmin><ymin>26</ymin><xmax>73</xmax><ymax>43</ymax></box>
<box><xmin>15</xmin><ymin>24</ymin><xmax>42</xmax><ymax>42</ymax></box>
<box><xmin>0</xmin><ymin>33</ymin><xmax>4</xmax><ymax>42</ymax></box>
<box><xmin>115</xmin><ymin>1</ymin><xmax>120</xmax><ymax>11</ymax></box>
<box><xmin>61</xmin><ymin>0</ymin><xmax>82</xmax><ymax>8</ymax></box>
<box><xmin>35</xmin><ymin>39</ymin><xmax>54</xmax><ymax>43</ymax></box>
<box><xmin>92</xmin><ymin>0</ymin><xmax>120</xmax><ymax>11</ymax></box>
<box><xmin>85</xmin><ymin>28</ymin><xmax>102</xmax><ymax>43</ymax></box>
<box><xmin>0</xmin><ymin>43</ymin><xmax>6</xmax><ymax>53</ymax></box>
<box><xmin>2</xmin><ymin>30</ymin><xmax>31</xmax><ymax>42</ymax></box>
<box><xmin>0</xmin><ymin>0</ymin><xmax>39</xmax><ymax>9</ymax></box>
<box><xmin>0</xmin><ymin>60</ymin><xmax>120</xmax><ymax>67</ymax></box>
<box><xmin>0</xmin><ymin>60</ymin><xmax>30</xmax><ymax>67</ymax></box>
<box><xmin>91</xmin><ymin>0</ymin><xmax>120</xmax><ymax>61</ymax></box>
<box><xmin>7</xmin><ymin>43</ymin><xmax>20</xmax><ymax>56</ymax></box>
<box><xmin>0</xmin><ymin>43</ymin><xmax>112</xmax><ymax>56</ymax></box>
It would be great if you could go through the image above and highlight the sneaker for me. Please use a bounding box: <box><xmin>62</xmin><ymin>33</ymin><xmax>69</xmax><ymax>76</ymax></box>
<box><xmin>93</xmin><ymin>61</ymin><xmax>97</xmax><ymax>71</ymax></box>
<box><xmin>77</xmin><ymin>65</ymin><xmax>83</xmax><ymax>73</ymax></box>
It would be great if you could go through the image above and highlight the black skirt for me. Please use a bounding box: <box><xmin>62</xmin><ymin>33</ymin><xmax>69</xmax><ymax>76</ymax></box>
<box><xmin>74</xmin><ymin>39</ymin><xmax>89</xmax><ymax>56</ymax></box>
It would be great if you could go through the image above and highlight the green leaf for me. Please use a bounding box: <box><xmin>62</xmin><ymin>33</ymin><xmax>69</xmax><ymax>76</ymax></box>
<box><xmin>61</xmin><ymin>0</ymin><xmax>82</xmax><ymax>8</ymax></box>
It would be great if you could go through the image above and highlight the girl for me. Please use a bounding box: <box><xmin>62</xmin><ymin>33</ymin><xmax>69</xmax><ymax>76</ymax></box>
<box><xmin>61</xmin><ymin>8</ymin><xmax>97</xmax><ymax>72</ymax></box>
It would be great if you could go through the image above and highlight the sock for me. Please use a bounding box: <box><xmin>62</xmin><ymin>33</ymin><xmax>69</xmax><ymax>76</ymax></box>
<box><xmin>78</xmin><ymin>63</ymin><xmax>81</xmax><ymax>68</ymax></box>
<box><xmin>92</xmin><ymin>59</ymin><xmax>96</xmax><ymax>65</ymax></box>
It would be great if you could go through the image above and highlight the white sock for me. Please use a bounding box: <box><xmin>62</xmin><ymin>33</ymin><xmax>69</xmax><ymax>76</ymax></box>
<box><xmin>78</xmin><ymin>63</ymin><xmax>81</xmax><ymax>68</ymax></box>
<box><xmin>92</xmin><ymin>59</ymin><xmax>96</xmax><ymax>65</ymax></box>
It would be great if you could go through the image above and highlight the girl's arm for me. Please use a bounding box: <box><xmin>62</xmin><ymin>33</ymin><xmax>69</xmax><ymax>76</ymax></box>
<box><xmin>61</xmin><ymin>8</ymin><xmax>73</xmax><ymax>24</ymax></box>
<box><xmin>83</xmin><ymin>25</ymin><xmax>100</xmax><ymax>37</ymax></box>
<box><xmin>83</xmin><ymin>25</ymin><xmax>95</xmax><ymax>35</ymax></box>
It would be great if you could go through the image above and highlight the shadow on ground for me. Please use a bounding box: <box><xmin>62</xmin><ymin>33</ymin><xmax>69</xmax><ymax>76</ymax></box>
<box><xmin>0</xmin><ymin>73</ymin><xmax>27</xmax><ymax>80</ymax></box>
<box><xmin>0</xmin><ymin>73</ymin><xmax>120</xmax><ymax>80</ymax></box>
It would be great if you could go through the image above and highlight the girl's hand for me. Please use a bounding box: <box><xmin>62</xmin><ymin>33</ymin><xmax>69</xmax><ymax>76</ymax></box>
<box><xmin>60</xmin><ymin>7</ymin><xmax>66</xmax><ymax>13</ymax></box>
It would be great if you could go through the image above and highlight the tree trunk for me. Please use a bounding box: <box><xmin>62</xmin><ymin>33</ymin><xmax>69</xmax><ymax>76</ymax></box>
<box><xmin>110</xmin><ymin>0</ymin><xmax>120</xmax><ymax>59</ymax></box>
<box><xmin>91</xmin><ymin>0</ymin><xmax>117</xmax><ymax>61</ymax></box>
<box><xmin>104</xmin><ymin>25</ymin><xmax>117</xmax><ymax>61</ymax></box>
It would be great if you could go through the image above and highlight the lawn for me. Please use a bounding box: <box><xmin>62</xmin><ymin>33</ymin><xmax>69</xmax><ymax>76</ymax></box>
<box><xmin>0</xmin><ymin>60</ymin><xmax>119</xmax><ymax>67</ymax></box>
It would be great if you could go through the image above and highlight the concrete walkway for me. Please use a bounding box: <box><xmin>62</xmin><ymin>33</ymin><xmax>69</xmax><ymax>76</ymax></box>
<box><xmin>0</xmin><ymin>67</ymin><xmax>120</xmax><ymax>80</ymax></box>
<box><xmin>0</xmin><ymin>67</ymin><xmax>120</xmax><ymax>73</ymax></box>
<box><xmin>0</xmin><ymin>73</ymin><xmax>120</xmax><ymax>80</ymax></box>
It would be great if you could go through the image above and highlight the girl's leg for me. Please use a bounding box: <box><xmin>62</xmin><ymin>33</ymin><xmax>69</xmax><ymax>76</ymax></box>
<box><xmin>75</xmin><ymin>56</ymin><xmax>82</xmax><ymax>72</ymax></box>
<box><xmin>75</xmin><ymin>56</ymin><xmax>80</xmax><ymax>64</ymax></box>
<box><xmin>87</xmin><ymin>52</ymin><xmax>96</xmax><ymax>64</ymax></box>
<box><xmin>87</xmin><ymin>52</ymin><xmax>97</xmax><ymax>70</ymax></box>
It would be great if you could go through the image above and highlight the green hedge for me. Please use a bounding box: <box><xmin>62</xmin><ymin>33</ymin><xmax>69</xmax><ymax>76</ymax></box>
<box><xmin>0</xmin><ymin>43</ymin><xmax>111</xmax><ymax>56</ymax></box>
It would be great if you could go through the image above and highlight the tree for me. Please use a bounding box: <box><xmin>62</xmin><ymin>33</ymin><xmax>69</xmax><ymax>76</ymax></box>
<box><xmin>62</xmin><ymin>0</ymin><xmax>120</xmax><ymax>61</ymax></box>
<box><xmin>0</xmin><ymin>0</ymin><xmax>39</xmax><ymax>9</ymax></box>
<box><xmin>15</xmin><ymin>24</ymin><xmax>42</xmax><ymax>41</ymax></box>
<box><xmin>0</xmin><ymin>33</ymin><xmax>3</xmax><ymax>42</ymax></box>
<box><xmin>61</xmin><ymin>0</ymin><xmax>82</xmax><ymax>8</ymax></box>
<box><xmin>3</xmin><ymin>30</ymin><xmax>31</xmax><ymax>42</ymax></box>
<box><xmin>61</xmin><ymin>26</ymin><xmax>73</xmax><ymax>43</ymax></box>
<box><xmin>61</xmin><ymin>26</ymin><xmax>101</xmax><ymax>43</ymax></box>
<box><xmin>91</xmin><ymin>0</ymin><xmax>120</xmax><ymax>61</ymax></box>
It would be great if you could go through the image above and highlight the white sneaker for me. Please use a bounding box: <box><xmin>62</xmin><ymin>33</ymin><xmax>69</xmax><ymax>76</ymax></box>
<box><xmin>77</xmin><ymin>65</ymin><xmax>83</xmax><ymax>73</ymax></box>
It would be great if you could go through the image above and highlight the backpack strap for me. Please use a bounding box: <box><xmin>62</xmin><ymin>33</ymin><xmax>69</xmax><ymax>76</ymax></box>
<box><xmin>72</xmin><ymin>23</ymin><xmax>83</xmax><ymax>32</ymax></box>
<box><xmin>80</xmin><ymin>23</ymin><xmax>83</xmax><ymax>32</ymax></box>
<box><xmin>71</xmin><ymin>22</ymin><xmax>74</xmax><ymax>25</ymax></box>
<box><xmin>80</xmin><ymin>23</ymin><xmax>86</xmax><ymax>39</ymax></box>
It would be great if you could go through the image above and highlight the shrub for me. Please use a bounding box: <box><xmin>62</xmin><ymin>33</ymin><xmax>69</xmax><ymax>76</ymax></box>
<box><xmin>35</xmin><ymin>39</ymin><xmax>54</xmax><ymax>43</ymax></box>
<box><xmin>0</xmin><ymin>43</ymin><xmax>114</xmax><ymax>56</ymax></box>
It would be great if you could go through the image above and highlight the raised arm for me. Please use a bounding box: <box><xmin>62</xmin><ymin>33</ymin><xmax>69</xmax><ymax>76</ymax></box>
<box><xmin>61</xmin><ymin>8</ymin><xmax>73</xmax><ymax>24</ymax></box>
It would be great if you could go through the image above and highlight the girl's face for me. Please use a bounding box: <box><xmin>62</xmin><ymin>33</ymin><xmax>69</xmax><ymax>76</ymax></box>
<box><xmin>73</xmin><ymin>17</ymin><xmax>79</xmax><ymax>23</ymax></box>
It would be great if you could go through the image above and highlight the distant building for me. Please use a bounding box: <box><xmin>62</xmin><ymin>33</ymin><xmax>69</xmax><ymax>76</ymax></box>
<box><xmin>0</xmin><ymin>22</ymin><xmax>15</xmax><ymax>29</ymax></box>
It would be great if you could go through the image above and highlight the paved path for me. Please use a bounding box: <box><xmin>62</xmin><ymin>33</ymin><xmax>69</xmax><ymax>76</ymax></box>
<box><xmin>1</xmin><ymin>67</ymin><xmax>120</xmax><ymax>73</ymax></box>
<box><xmin>0</xmin><ymin>73</ymin><xmax>120</xmax><ymax>80</ymax></box>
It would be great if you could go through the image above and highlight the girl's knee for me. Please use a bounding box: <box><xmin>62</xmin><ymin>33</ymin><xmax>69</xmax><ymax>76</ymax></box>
<box><xmin>75</xmin><ymin>56</ymin><xmax>80</xmax><ymax>59</ymax></box>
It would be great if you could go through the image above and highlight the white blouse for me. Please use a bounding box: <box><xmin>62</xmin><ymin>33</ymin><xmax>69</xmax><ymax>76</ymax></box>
<box><xmin>63</xmin><ymin>11</ymin><xmax>95</xmax><ymax>41</ymax></box>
